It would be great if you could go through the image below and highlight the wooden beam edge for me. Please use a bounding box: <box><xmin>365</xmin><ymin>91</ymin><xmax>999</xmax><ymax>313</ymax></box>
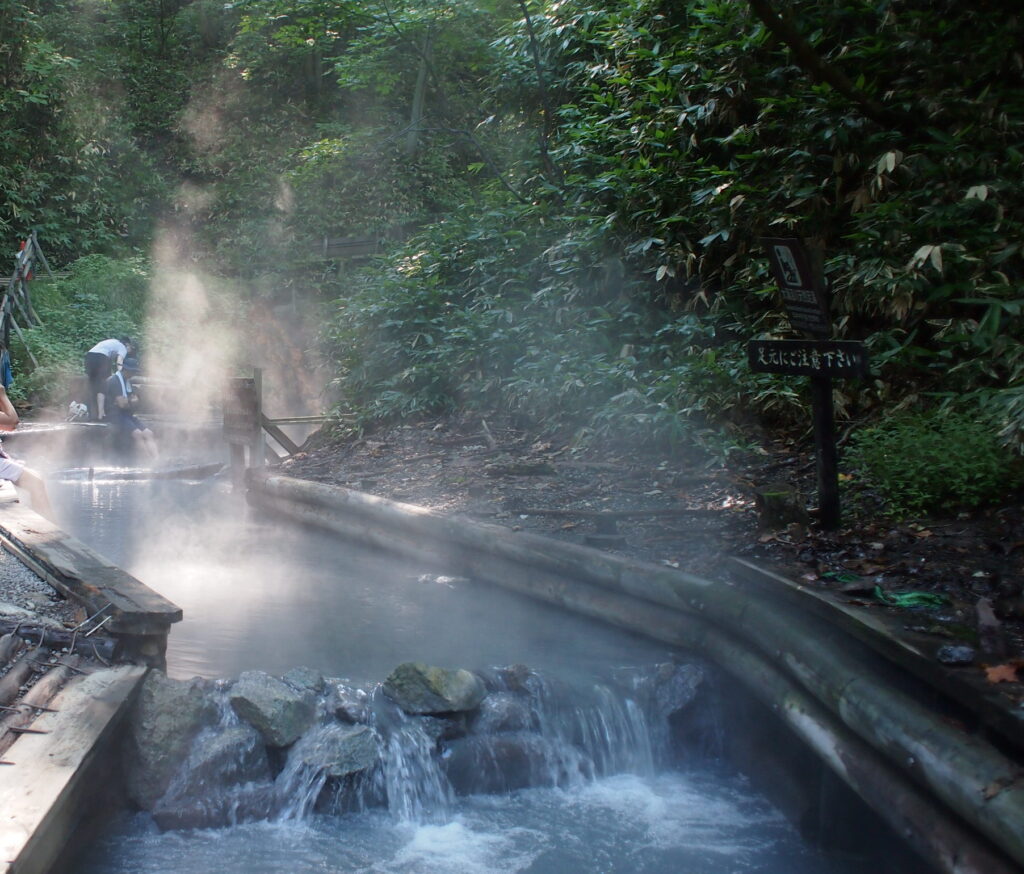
<box><xmin>0</xmin><ymin>666</ymin><xmax>148</xmax><ymax>874</ymax></box>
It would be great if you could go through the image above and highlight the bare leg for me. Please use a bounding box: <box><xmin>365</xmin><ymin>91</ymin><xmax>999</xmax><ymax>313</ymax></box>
<box><xmin>143</xmin><ymin>430</ymin><xmax>159</xmax><ymax>460</ymax></box>
<box><xmin>133</xmin><ymin>428</ymin><xmax>159</xmax><ymax>461</ymax></box>
<box><xmin>14</xmin><ymin>468</ymin><xmax>54</xmax><ymax>521</ymax></box>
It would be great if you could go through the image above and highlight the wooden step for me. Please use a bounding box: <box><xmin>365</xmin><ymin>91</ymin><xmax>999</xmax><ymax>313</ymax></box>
<box><xmin>0</xmin><ymin>665</ymin><xmax>147</xmax><ymax>874</ymax></box>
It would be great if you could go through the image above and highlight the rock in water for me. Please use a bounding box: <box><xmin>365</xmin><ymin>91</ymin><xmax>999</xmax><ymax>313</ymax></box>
<box><xmin>382</xmin><ymin>662</ymin><xmax>487</xmax><ymax>714</ymax></box>
<box><xmin>229</xmin><ymin>670</ymin><xmax>318</xmax><ymax>747</ymax></box>
<box><xmin>122</xmin><ymin>672</ymin><xmax>219</xmax><ymax>810</ymax></box>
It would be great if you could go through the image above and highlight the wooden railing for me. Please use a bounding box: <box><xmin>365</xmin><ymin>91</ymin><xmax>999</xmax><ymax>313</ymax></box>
<box><xmin>223</xmin><ymin>368</ymin><xmax>352</xmax><ymax>483</ymax></box>
<box><xmin>315</xmin><ymin>236</ymin><xmax>379</xmax><ymax>260</ymax></box>
<box><xmin>3</xmin><ymin>232</ymin><xmax>53</xmax><ymax>371</ymax></box>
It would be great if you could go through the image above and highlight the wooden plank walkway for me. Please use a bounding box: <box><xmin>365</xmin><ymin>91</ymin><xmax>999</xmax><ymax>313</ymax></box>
<box><xmin>0</xmin><ymin>666</ymin><xmax>146</xmax><ymax>874</ymax></box>
<box><xmin>0</xmin><ymin>504</ymin><xmax>181</xmax><ymax>636</ymax></box>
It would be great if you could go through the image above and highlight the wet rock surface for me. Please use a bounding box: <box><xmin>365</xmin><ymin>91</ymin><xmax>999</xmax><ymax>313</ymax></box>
<box><xmin>229</xmin><ymin>670</ymin><xmax>318</xmax><ymax>748</ymax></box>
<box><xmin>151</xmin><ymin>723</ymin><xmax>273</xmax><ymax>830</ymax></box>
<box><xmin>382</xmin><ymin>661</ymin><xmax>487</xmax><ymax>714</ymax></box>
<box><xmin>123</xmin><ymin>671</ymin><xmax>221</xmax><ymax>809</ymax></box>
<box><xmin>128</xmin><ymin>659</ymin><xmax>704</xmax><ymax>831</ymax></box>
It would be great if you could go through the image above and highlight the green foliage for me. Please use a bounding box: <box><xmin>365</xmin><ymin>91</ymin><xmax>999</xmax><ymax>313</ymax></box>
<box><xmin>981</xmin><ymin>385</ymin><xmax>1024</xmax><ymax>455</ymax></box>
<box><xmin>520</xmin><ymin>0</ymin><xmax>1024</xmax><ymax>437</ymax></box>
<box><xmin>0</xmin><ymin>0</ymin><xmax>178</xmax><ymax>259</ymax></box>
<box><xmin>38</xmin><ymin>255</ymin><xmax>151</xmax><ymax>322</ymax></box>
<box><xmin>4</xmin><ymin>0</ymin><xmax>1023</xmax><ymax>472</ymax></box>
<box><xmin>8</xmin><ymin>256</ymin><xmax>145</xmax><ymax>405</ymax></box>
<box><xmin>286</xmin><ymin>123</ymin><xmax>473</xmax><ymax>239</ymax></box>
<box><xmin>322</xmin><ymin>201</ymin><xmax>798</xmax><ymax>455</ymax></box>
<box><xmin>846</xmin><ymin>410</ymin><xmax>1020</xmax><ymax>519</ymax></box>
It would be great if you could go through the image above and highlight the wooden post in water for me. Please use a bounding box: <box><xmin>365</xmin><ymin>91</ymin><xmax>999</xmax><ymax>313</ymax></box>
<box><xmin>223</xmin><ymin>368</ymin><xmax>264</xmax><ymax>487</ymax></box>
<box><xmin>249</xmin><ymin>368</ymin><xmax>265</xmax><ymax>469</ymax></box>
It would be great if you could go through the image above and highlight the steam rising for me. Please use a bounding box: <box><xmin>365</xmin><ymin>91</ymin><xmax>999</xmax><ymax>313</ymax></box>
<box><xmin>145</xmin><ymin>237</ymin><xmax>241</xmax><ymax>422</ymax></box>
<box><xmin>142</xmin><ymin>227</ymin><xmax>332</xmax><ymax>431</ymax></box>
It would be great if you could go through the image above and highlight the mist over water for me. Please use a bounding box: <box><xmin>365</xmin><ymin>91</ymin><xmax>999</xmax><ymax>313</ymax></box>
<box><xmin>47</xmin><ymin>470</ymin><xmax>681</xmax><ymax>682</ymax></box>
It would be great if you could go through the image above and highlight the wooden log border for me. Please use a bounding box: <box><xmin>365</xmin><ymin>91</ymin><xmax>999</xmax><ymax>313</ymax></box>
<box><xmin>0</xmin><ymin>504</ymin><xmax>182</xmax><ymax>636</ymax></box>
<box><xmin>247</xmin><ymin>470</ymin><xmax>1024</xmax><ymax>874</ymax></box>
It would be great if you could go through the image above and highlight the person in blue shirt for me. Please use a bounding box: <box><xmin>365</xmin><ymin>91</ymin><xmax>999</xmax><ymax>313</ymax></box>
<box><xmin>104</xmin><ymin>357</ymin><xmax>158</xmax><ymax>460</ymax></box>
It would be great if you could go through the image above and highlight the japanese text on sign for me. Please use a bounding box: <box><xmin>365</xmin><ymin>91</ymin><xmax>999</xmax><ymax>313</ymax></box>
<box><xmin>747</xmin><ymin>340</ymin><xmax>869</xmax><ymax>379</ymax></box>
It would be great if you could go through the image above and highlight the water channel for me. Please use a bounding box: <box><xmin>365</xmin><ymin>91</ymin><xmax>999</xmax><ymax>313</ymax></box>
<box><xmin>21</xmin><ymin>440</ymin><xmax>910</xmax><ymax>874</ymax></box>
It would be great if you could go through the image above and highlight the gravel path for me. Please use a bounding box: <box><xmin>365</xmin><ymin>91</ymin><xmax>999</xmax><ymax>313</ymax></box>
<box><xmin>0</xmin><ymin>535</ymin><xmax>80</xmax><ymax>629</ymax></box>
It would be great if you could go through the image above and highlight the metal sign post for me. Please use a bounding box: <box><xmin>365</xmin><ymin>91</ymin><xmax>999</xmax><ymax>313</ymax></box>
<box><xmin>752</xmin><ymin>239</ymin><xmax>869</xmax><ymax>530</ymax></box>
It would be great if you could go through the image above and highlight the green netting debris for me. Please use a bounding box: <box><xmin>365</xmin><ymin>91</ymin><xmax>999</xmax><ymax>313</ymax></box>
<box><xmin>873</xmin><ymin>587</ymin><xmax>949</xmax><ymax>609</ymax></box>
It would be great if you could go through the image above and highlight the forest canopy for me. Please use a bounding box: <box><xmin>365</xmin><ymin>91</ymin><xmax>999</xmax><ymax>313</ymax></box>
<box><xmin>1</xmin><ymin>0</ymin><xmax>1022</xmax><ymax>460</ymax></box>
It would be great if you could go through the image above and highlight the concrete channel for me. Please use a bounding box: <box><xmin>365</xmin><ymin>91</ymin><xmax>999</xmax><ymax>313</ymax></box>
<box><xmin>246</xmin><ymin>469</ymin><xmax>1024</xmax><ymax>874</ymax></box>
<box><xmin>0</xmin><ymin>449</ymin><xmax>1022</xmax><ymax>874</ymax></box>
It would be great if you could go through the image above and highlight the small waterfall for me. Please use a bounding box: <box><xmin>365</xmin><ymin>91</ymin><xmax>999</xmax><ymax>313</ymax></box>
<box><xmin>274</xmin><ymin>721</ymin><xmax>381</xmax><ymax>820</ymax></box>
<box><xmin>148</xmin><ymin>662</ymin><xmax>704</xmax><ymax>832</ymax></box>
<box><xmin>457</xmin><ymin>669</ymin><xmax>660</xmax><ymax>791</ymax></box>
<box><xmin>375</xmin><ymin>712</ymin><xmax>455</xmax><ymax>823</ymax></box>
<box><xmin>151</xmin><ymin>698</ymin><xmax>276</xmax><ymax>831</ymax></box>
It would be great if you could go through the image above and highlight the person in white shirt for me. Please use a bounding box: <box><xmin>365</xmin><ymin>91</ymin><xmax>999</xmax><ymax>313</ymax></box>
<box><xmin>0</xmin><ymin>384</ymin><xmax>54</xmax><ymax>519</ymax></box>
<box><xmin>83</xmin><ymin>336</ymin><xmax>132</xmax><ymax>421</ymax></box>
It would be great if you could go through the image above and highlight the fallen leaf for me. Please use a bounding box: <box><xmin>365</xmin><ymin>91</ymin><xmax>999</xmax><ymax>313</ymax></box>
<box><xmin>983</xmin><ymin>780</ymin><xmax>1005</xmax><ymax>800</ymax></box>
<box><xmin>982</xmin><ymin>773</ymin><xmax>1023</xmax><ymax>800</ymax></box>
<box><xmin>985</xmin><ymin>663</ymin><xmax>1020</xmax><ymax>684</ymax></box>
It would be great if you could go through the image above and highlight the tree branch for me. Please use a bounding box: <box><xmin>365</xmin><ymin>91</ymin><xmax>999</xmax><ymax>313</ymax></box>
<box><xmin>516</xmin><ymin>0</ymin><xmax>564</xmax><ymax>188</ymax></box>
<box><xmin>746</xmin><ymin>0</ymin><xmax>914</xmax><ymax>133</ymax></box>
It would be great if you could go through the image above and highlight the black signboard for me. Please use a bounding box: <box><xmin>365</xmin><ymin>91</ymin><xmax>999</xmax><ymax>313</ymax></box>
<box><xmin>748</xmin><ymin>339</ymin><xmax>869</xmax><ymax>379</ymax></box>
<box><xmin>760</xmin><ymin>237</ymin><xmax>831</xmax><ymax>339</ymax></box>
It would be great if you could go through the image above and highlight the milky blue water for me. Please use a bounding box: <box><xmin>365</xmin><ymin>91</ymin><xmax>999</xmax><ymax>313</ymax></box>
<box><xmin>39</xmin><ymin>460</ymin><xmax>883</xmax><ymax>874</ymax></box>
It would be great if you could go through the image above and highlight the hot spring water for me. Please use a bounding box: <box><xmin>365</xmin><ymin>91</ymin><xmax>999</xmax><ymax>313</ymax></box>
<box><xmin>38</xmin><ymin>463</ymin><xmax>880</xmax><ymax>874</ymax></box>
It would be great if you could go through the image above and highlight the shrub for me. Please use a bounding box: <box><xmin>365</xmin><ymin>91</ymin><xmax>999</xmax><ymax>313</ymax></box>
<box><xmin>7</xmin><ymin>256</ymin><xmax>145</xmax><ymax>407</ymax></box>
<box><xmin>846</xmin><ymin>410</ymin><xmax>1019</xmax><ymax>518</ymax></box>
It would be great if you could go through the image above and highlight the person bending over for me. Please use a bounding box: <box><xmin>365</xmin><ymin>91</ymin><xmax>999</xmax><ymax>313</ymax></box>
<box><xmin>0</xmin><ymin>385</ymin><xmax>54</xmax><ymax>519</ymax></box>
<box><xmin>83</xmin><ymin>336</ymin><xmax>132</xmax><ymax>421</ymax></box>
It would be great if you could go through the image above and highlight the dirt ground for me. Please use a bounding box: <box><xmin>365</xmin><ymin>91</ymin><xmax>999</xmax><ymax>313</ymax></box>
<box><xmin>279</xmin><ymin>413</ymin><xmax>1024</xmax><ymax>687</ymax></box>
